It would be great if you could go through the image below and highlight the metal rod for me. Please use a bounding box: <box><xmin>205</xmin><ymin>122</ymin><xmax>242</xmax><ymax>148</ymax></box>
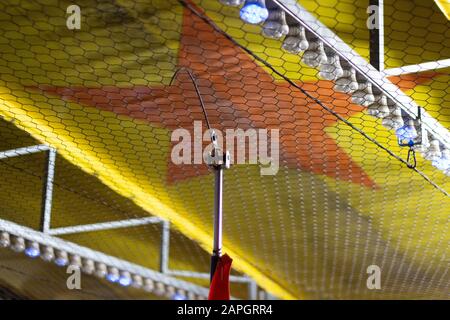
<box><xmin>167</xmin><ymin>270</ymin><xmax>251</xmax><ymax>283</ymax></box>
<box><xmin>40</xmin><ymin>148</ymin><xmax>56</xmax><ymax>233</ymax></box>
<box><xmin>213</xmin><ymin>168</ymin><xmax>223</xmax><ymax>256</ymax></box>
<box><xmin>48</xmin><ymin>216</ymin><xmax>162</xmax><ymax>235</ymax></box>
<box><xmin>248</xmin><ymin>280</ymin><xmax>258</xmax><ymax>300</ymax></box>
<box><xmin>210</xmin><ymin>167</ymin><xmax>223</xmax><ymax>281</ymax></box>
<box><xmin>0</xmin><ymin>145</ymin><xmax>50</xmax><ymax>160</ymax></box>
<box><xmin>160</xmin><ymin>220</ymin><xmax>170</xmax><ymax>273</ymax></box>
<box><xmin>369</xmin><ymin>0</ymin><xmax>384</xmax><ymax>71</ymax></box>
<box><xmin>383</xmin><ymin>59</ymin><xmax>450</xmax><ymax>76</ymax></box>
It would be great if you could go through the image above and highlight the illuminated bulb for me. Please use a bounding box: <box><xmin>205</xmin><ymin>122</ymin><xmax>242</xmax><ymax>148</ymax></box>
<box><xmin>219</xmin><ymin>0</ymin><xmax>244</xmax><ymax>5</ymax></box>
<box><xmin>143</xmin><ymin>278</ymin><xmax>155</xmax><ymax>292</ymax></box>
<box><xmin>302</xmin><ymin>40</ymin><xmax>327</xmax><ymax>67</ymax></box>
<box><xmin>396</xmin><ymin>119</ymin><xmax>418</xmax><ymax>143</ymax></box>
<box><xmin>131</xmin><ymin>275</ymin><xmax>143</xmax><ymax>288</ymax></box>
<box><xmin>54</xmin><ymin>250</ymin><xmax>68</xmax><ymax>266</ymax></box>
<box><xmin>106</xmin><ymin>267</ymin><xmax>120</xmax><ymax>283</ymax></box>
<box><xmin>11</xmin><ymin>236</ymin><xmax>25</xmax><ymax>252</ymax></box>
<box><xmin>0</xmin><ymin>232</ymin><xmax>10</xmax><ymax>247</ymax></box>
<box><xmin>319</xmin><ymin>51</ymin><xmax>344</xmax><ymax>80</ymax></box>
<box><xmin>240</xmin><ymin>0</ymin><xmax>269</xmax><ymax>24</ymax></box>
<box><xmin>351</xmin><ymin>82</ymin><xmax>375</xmax><ymax>106</ymax></box>
<box><xmin>382</xmin><ymin>106</ymin><xmax>403</xmax><ymax>130</ymax></box>
<box><xmin>432</xmin><ymin>149</ymin><xmax>450</xmax><ymax>171</ymax></box>
<box><xmin>282</xmin><ymin>26</ymin><xmax>308</xmax><ymax>54</ymax></box>
<box><xmin>262</xmin><ymin>10</ymin><xmax>289</xmax><ymax>39</ymax></box>
<box><xmin>81</xmin><ymin>259</ymin><xmax>95</xmax><ymax>274</ymax></box>
<box><xmin>187</xmin><ymin>291</ymin><xmax>196</xmax><ymax>300</ymax></box>
<box><xmin>41</xmin><ymin>246</ymin><xmax>54</xmax><ymax>262</ymax></box>
<box><xmin>172</xmin><ymin>293</ymin><xmax>187</xmax><ymax>300</ymax></box>
<box><xmin>155</xmin><ymin>282</ymin><xmax>166</xmax><ymax>296</ymax></box>
<box><xmin>334</xmin><ymin>68</ymin><xmax>358</xmax><ymax>93</ymax></box>
<box><xmin>166</xmin><ymin>286</ymin><xmax>176</xmax><ymax>298</ymax></box>
<box><xmin>69</xmin><ymin>255</ymin><xmax>82</xmax><ymax>268</ymax></box>
<box><xmin>172</xmin><ymin>290</ymin><xmax>187</xmax><ymax>300</ymax></box>
<box><xmin>424</xmin><ymin>139</ymin><xmax>442</xmax><ymax>161</ymax></box>
<box><xmin>118</xmin><ymin>271</ymin><xmax>132</xmax><ymax>287</ymax></box>
<box><xmin>95</xmin><ymin>262</ymin><xmax>107</xmax><ymax>278</ymax></box>
<box><xmin>367</xmin><ymin>95</ymin><xmax>390</xmax><ymax>118</ymax></box>
<box><xmin>24</xmin><ymin>241</ymin><xmax>40</xmax><ymax>258</ymax></box>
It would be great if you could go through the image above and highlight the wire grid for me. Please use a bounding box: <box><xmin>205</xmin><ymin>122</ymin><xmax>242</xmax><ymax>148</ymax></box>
<box><xmin>0</xmin><ymin>0</ymin><xmax>448</xmax><ymax>299</ymax></box>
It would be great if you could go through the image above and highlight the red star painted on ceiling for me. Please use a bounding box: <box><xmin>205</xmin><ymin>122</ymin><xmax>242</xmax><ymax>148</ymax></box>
<box><xmin>31</xmin><ymin>5</ymin><xmax>439</xmax><ymax>188</ymax></box>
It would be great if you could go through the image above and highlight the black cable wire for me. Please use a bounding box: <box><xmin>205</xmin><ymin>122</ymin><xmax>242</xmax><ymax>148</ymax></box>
<box><xmin>169</xmin><ymin>67</ymin><xmax>212</xmax><ymax>130</ymax></box>
<box><xmin>179</xmin><ymin>0</ymin><xmax>449</xmax><ymax>197</ymax></box>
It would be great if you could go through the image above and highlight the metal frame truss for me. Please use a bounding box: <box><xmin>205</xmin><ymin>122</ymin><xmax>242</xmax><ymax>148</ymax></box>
<box><xmin>273</xmin><ymin>0</ymin><xmax>450</xmax><ymax>150</ymax></box>
<box><xmin>0</xmin><ymin>144</ymin><xmax>269</xmax><ymax>300</ymax></box>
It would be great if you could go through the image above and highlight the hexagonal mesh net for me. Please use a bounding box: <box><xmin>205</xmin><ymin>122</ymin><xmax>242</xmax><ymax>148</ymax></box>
<box><xmin>0</xmin><ymin>0</ymin><xmax>449</xmax><ymax>299</ymax></box>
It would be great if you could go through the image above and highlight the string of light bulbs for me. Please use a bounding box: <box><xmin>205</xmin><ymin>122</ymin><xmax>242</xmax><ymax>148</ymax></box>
<box><xmin>179</xmin><ymin>0</ymin><xmax>449</xmax><ymax>196</ymax></box>
<box><xmin>0</xmin><ymin>220</ymin><xmax>209</xmax><ymax>300</ymax></box>
<box><xmin>215</xmin><ymin>0</ymin><xmax>450</xmax><ymax>179</ymax></box>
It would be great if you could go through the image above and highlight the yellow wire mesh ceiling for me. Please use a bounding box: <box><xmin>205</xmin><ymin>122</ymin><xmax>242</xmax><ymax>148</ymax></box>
<box><xmin>0</xmin><ymin>0</ymin><xmax>449</xmax><ymax>299</ymax></box>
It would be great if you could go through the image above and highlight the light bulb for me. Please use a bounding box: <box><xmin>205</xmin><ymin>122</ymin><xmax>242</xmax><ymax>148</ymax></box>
<box><xmin>131</xmin><ymin>275</ymin><xmax>143</xmax><ymax>288</ymax></box>
<box><xmin>0</xmin><ymin>232</ymin><xmax>10</xmax><ymax>247</ymax></box>
<box><xmin>396</xmin><ymin>119</ymin><xmax>418</xmax><ymax>143</ymax></box>
<box><xmin>187</xmin><ymin>291</ymin><xmax>196</xmax><ymax>300</ymax></box>
<box><xmin>240</xmin><ymin>0</ymin><xmax>269</xmax><ymax>24</ymax></box>
<box><xmin>118</xmin><ymin>271</ymin><xmax>132</xmax><ymax>287</ymax></box>
<box><xmin>172</xmin><ymin>292</ymin><xmax>187</xmax><ymax>300</ymax></box>
<box><xmin>262</xmin><ymin>9</ymin><xmax>289</xmax><ymax>39</ymax></box>
<box><xmin>302</xmin><ymin>40</ymin><xmax>327</xmax><ymax>67</ymax></box>
<box><xmin>106</xmin><ymin>267</ymin><xmax>120</xmax><ymax>283</ymax></box>
<box><xmin>432</xmin><ymin>149</ymin><xmax>450</xmax><ymax>171</ymax></box>
<box><xmin>95</xmin><ymin>262</ymin><xmax>107</xmax><ymax>278</ymax></box>
<box><xmin>219</xmin><ymin>0</ymin><xmax>244</xmax><ymax>5</ymax></box>
<box><xmin>367</xmin><ymin>95</ymin><xmax>390</xmax><ymax>118</ymax></box>
<box><xmin>334</xmin><ymin>68</ymin><xmax>358</xmax><ymax>93</ymax></box>
<box><xmin>166</xmin><ymin>286</ymin><xmax>176</xmax><ymax>299</ymax></box>
<box><xmin>11</xmin><ymin>236</ymin><xmax>25</xmax><ymax>252</ymax></box>
<box><xmin>82</xmin><ymin>258</ymin><xmax>95</xmax><ymax>274</ymax></box>
<box><xmin>424</xmin><ymin>139</ymin><xmax>442</xmax><ymax>161</ymax></box>
<box><xmin>54</xmin><ymin>250</ymin><xmax>68</xmax><ymax>266</ymax></box>
<box><xmin>144</xmin><ymin>278</ymin><xmax>155</xmax><ymax>292</ymax></box>
<box><xmin>381</xmin><ymin>105</ymin><xmax>403</xmax><ymax>130</ymax></box>
<box><xmin>319</xmin><ymin>51</ymin><xmax>344</xmax><ymax>80</ymax></box>
<box><xmin>282</xmin><ymin>26</ymin><xmax>309</xmax><ymax>54</ymax></box>
<box><xmin>445</xmin><ymin>168</ymin><xmax>450</xmax><ymax>176</ymax></box>
<box><xmin>69</xmin><ymin>254</ymin><xmax>82</xmax><ymax>268</ymax></box>
<box><xmin>41</xmin><ymin>246</ymin><xmax>54</xmax><ymax>262</ymax></box>
<box><xmin>351</xmin><ymin>82</ymin><xmax>375</xmax><ymax>106</ymax></box>
<box><xmin>155</xmin><ymin>282</ymin><xmax>166</xmax><ymax>296</ymax></box>
<box><xmin>24</xmin><ymin>241</ymin><xmax>40</xmax><ymax>258</ymax></box>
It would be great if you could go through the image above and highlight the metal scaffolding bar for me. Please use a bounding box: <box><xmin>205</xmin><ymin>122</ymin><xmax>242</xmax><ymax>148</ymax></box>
<box><xmin>40</xmin><ymin>148</ymin><xmax>56</xmax><ymax>233</ymax></box>
<box><xmin>384</xmin><ymin>59</ymin><xmax>450</xmax><ymax>76</ymax></box>
<box><xmin>248</xmin><ymin>280</ymin><xmax>258</xmax><ymax>300</ymax></box>
<box><xmin>0</xmin><ymin>145</ymin><xmax>50</xmax><ymax>160</ymax></box>
<box><xmin>160</xmin><ymin>220</ymin><xmax>170</xmax><ymax>273</ymax></box>
<box><xmin>48</xmin><ymin>217</ymin><xmax>163</xmax><ymax>236</ymax></box>
<box><xmin>166</xmin><ymin>269</ymin><xmax>252</xmax><ymax>284</ymax></box>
